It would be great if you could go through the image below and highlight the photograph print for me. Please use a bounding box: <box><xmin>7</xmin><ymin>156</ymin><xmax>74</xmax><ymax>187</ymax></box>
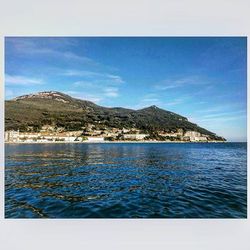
<box><xmin>4</xmin><ymin>37</ymin><xmax>247</xmax><ymax>218</ymax></box>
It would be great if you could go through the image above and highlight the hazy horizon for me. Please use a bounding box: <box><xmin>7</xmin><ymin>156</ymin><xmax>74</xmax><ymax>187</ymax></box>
<box><xmin>5</xmin><ymin>37</ymin><xmax>247</xmax><ymax>141</ymax></box>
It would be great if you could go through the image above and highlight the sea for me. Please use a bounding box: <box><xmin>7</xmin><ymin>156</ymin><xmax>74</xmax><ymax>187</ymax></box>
<box><xmin>5</xmin><ymin>142</ymin><xmax>247</xmax><ymax>218</ymax></box>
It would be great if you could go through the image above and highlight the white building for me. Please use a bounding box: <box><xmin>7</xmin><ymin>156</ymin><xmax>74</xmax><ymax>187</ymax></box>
<box><xmin>87</xmin><ymin>137</ymin><xmax>104</xmax><ymax>142</ymax></box>
<box><xmin>122</xmin><ymin>134</ymin><xmax>148</xmax><ymax>140</ymax></box>
<box><xmin>184</xmin><ymin>131</ymin><xmax>208</xmax><ymax>142</ymax></box>
<box><xmin>122</xmin><ymin>128</ymin><xmax>130</xmax><ymax>133</ymax></box>
<box><xmin>4</xmin><ymin>130</ymin><xmax>81</xmax><ymax>143</ymax></box>
<box><xmin>4</xmin><ymin>130</ymin><xmax>20</xmax><ymax>142</ymax></box>
<box><xmin>64</xmin><ymin>136</ymin><xmax>78</xmax><ymax>142</ymax></box>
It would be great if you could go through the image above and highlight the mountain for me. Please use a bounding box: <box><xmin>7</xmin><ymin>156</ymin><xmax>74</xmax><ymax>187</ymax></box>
<box><xmin>5</xmin><ymin>91</ymin><xmax>225</xmax><ymax>141</ymax></box>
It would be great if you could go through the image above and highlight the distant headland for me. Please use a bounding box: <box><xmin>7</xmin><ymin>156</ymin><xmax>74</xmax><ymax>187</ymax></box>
<box><xmin>5</xmin><ymin>91</ymin><xmax>226</xmax><ymax>143</ymax></box>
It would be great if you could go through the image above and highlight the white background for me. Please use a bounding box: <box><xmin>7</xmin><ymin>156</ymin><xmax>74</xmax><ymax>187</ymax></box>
<box><xmin>0</xmin><ymin>1</ymin><xmax>249</xmax><ymax>249</ymax></box>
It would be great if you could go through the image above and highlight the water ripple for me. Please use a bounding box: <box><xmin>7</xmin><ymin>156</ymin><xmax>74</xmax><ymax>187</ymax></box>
<box><xmin>5</xmin><ymin>142</ymin><xmax>247</xmax><ymax>218</ymax></box>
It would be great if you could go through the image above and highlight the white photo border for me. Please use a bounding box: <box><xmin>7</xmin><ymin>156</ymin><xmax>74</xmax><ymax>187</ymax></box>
<box><xmin>0</xmin><ymin>1</ymin><xmax>249</xmax><ymax>249</ymax></box>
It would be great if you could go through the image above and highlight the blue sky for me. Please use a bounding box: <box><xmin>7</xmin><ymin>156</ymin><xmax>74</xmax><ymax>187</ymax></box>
<box><xmin>5</xmin><ymin>37</ymin><xmax>247</xmax><ymax>141</ymax></box>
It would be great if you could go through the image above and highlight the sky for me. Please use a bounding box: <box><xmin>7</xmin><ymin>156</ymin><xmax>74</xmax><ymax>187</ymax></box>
<box><xmin>5</xmin><ymin>37</ymin><xmax>247</xmax><ymax>142</ymax></box>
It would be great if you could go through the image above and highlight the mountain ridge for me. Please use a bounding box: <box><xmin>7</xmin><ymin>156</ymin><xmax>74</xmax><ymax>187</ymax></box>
<box><xmin>5</xmin><ymin>91</ymin><xmax>226</xmax><ymax>141</ymax></box>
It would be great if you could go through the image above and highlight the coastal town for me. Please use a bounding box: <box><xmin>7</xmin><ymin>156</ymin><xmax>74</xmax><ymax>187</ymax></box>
<box><xmin>5</xmin><ymin>91</ymin><xmax>226</xmax><ymax>143</ymax></box>
<box><xmin>4</xmin><ymin>124</ymin><xmax>215</xmax><ymax>143</ymax></box>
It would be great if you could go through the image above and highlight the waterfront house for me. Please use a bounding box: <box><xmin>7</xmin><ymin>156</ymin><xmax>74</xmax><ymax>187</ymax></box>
<box><xmin>122</xmin><ymin>134</ymin><xmax>148</xmax><ymax>140</ymax></box>
<box><xmin>87</xmin><ymin>137</ymin><xmax>105</xmax><ymax>142</ymax></box>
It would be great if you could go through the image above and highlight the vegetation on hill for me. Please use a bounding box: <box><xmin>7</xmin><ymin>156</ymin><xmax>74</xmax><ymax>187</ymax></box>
<box><xmin>5</xmin><ymin>91</ymin><xmax>225</xmax><ymax>141</ymax></box>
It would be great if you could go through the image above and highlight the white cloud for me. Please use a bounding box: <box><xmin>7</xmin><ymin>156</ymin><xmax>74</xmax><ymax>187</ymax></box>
<box><xmin>65</xmin><ymin>86</ymin><xmax>120</xmax><ymax>103</ymax></box>
<box><xmin>164</xmin><ymin>99</ymin><xmax>184</xmax><ymax>106</ymax></box>
<box><xmin>6</xmin><ymin>38</ymin><xmax>125</xmax><ymax>103</ymax></box>
<box><xmin>72</xmin><ymin>80</ymin><xmax>122</xmax><ymax>98</ymax></box>
<box><xmin>7</xmin><ymin>38</ymin><xmax>96</xmax><ymax>65</ymax></box>
<box><xmin>195</xmin><ymin>103</ymin><xmax>244</xmax><ymax>114</ymax></box>
<box><xmin>65</xmin><ymin>69</ymin><xmax>125</xmax><ymax>100</ymax></box>
<box><xmin>104</xmin><ymin>87</ymin><xmax>119</xmax><ymax>97</ymax></box>
<box><xmin>73</xmin><ymin>81</ymin><xmax>94</xmax><ymax>87</ymax></box>
<box><xmin>33</xmin><ymin>49</ymin><xmax>94</xmax><ymax>64</ymax></box>
<box><xmin>199</xmin><ymin>114</ymin><xmax>246</xmax><ymax>123</ymax></box>
<box><xmin>155</xmin><ymin>75</ymin><xmax>209</xmax><ymax>90</ymax></box>
<box><xmin>62</xmin><ymin>69</ymin><xmax>125</xmax><ymax>85</ymax></box>
<box><xmin>5</xmin><ymin>74</ymin><xmax>44</xmax><ymax>86</ymax></box>
<box><xmin>62</xmin><ymin>70</ymin><xmax>100</xmax><ymax>77</ymax></box>
<box><xmin>62</xmin><ymin>52</ymin><xmax>94</xmax><ymax>64</ymax></box>
<box><xmin>189</xmin><ymin>110</ymin><xmax>246</xmax><ymax>126</ymax></box>
<box><xmin>201</xmin><ymin>110</ymin><xmax>246</xmax><ymax>119</ymax></box>
<box><xmin>106</xmin><ymin>74</ymin><xmax>125</xmax><ymax>84</ymax></box>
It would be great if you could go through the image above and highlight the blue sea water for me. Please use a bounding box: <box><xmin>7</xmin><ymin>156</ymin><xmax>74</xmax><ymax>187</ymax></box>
<box><xmin>5</xmin><ymin>142</ymin><xmax>247</xmax><ymax>218</ymax></box>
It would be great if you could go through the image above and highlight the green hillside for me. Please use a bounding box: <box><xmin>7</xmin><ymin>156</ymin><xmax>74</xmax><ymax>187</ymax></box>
<box><xmin>5</xmin><ymin>91</ymin><xmax>225</xmax><ymax>141</ymax></box>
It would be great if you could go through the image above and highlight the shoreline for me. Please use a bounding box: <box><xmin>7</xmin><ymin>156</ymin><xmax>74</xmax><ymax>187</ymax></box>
<box><xmin>5</xmin><ymin>140</ymin><xmax>227</xmax><ymax>144</ymax></box>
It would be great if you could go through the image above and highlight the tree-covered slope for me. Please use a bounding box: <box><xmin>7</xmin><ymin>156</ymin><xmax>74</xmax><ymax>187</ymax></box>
<box><xmin>5</xmin><ymin>91</ymin><xmax>225</xmax><ymax>140</ymax></box>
